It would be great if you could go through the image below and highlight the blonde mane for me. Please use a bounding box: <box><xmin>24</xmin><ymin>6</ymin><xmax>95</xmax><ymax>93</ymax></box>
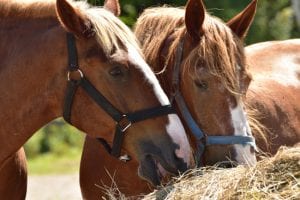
<box><xmin>135</xmin><ymin>7</ymin><xmax>244</xmax><ymax>94</ymax></box>
<box><xmin>0</xmin><ymin>0</ymin><xmax>140</xmax><ymax>57</ymax></box>
<box><xmin>134</xmin><ymin>7</ymin><xmax>185</xmax><ymax>72</ymax></box>
<box><xmin>135</xmin><ymin>7</ymin><xmax>266</xmax><ymax>147</ymax></box>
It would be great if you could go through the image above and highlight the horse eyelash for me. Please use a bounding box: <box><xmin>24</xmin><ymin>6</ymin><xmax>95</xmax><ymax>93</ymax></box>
<box><xmin>195</xmin><ymin>80</ymin><xmax>208</xmax><ymax>90</ymax></box>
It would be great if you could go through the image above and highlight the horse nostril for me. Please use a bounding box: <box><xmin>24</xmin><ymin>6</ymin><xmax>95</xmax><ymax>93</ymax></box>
<box><xmin>173</xmin><ymin>152</ymin><xmax>188</xmax><ymax>173</ymax></box>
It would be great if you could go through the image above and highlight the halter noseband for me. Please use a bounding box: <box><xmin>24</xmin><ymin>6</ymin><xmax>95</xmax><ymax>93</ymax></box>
<box><xmin>63</xmin><ymin>33</ymin><xmax>175</xmax><ymax>161</ymax></box>
<box><xmin>169</xmin><ymin>35</ymin><xmax>257</xmax><ymax>166</ymax></box>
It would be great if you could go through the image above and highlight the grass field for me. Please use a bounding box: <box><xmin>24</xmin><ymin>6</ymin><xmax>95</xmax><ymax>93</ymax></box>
<box><xmin>27</xmin><ymin>147</ymin><xmax>82</xmax><ymax>175</ymax></box>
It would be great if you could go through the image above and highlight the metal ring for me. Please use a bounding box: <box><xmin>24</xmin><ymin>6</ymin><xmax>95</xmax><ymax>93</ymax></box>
<box><xmin>117</xmin><ymin>115</ymin><xmax>132</xmax><ymax>132</ymax></box>
<box><xmin>67</xmin><ymin>69</ymin><xmax>84</xmax><ymax>81</ymax></box>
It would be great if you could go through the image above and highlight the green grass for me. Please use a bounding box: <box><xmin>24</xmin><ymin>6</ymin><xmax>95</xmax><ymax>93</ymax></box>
<box><xmin>27</xmin><ymin>147</ymin><xmax>82</xmax><ymax>175</ymax></box>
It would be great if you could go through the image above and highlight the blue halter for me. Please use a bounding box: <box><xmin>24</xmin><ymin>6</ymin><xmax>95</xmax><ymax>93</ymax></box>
<box><xmin>169</xmin><ymin>36</ymin><xmax>257</xmax><ymax>166</ymax></box>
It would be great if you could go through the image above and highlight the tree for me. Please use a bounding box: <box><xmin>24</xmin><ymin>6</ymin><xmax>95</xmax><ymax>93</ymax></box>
<box><xmin>87</xmin><ymin>0</ymin><xmax>298</xmax><ymax>44</ymax></box>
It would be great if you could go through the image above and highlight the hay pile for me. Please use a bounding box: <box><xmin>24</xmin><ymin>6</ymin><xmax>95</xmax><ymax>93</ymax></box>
<box><xmin>104</xmin><ymin>146</ymin><xmax>300</xmax><ymax>200</ymax></box>
<box><xmin>144</xmin><ymin>146</ymin><xmax>300</xmax><ymax>200</ymax></box>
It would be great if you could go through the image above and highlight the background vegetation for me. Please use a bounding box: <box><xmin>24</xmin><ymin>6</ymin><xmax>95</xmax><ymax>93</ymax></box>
<box><xmin>87</xmin><ymin>0</ymin><xmax>299</xmax><ymax>44</ymax></box>
<box><xmin>25</xmin><ymin>0</ymin><xmax>299</xmax><ymax>173</ymax></box>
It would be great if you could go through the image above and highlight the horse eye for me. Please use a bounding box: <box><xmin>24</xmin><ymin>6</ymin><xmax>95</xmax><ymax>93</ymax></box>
<box><xmin>195</xmin><ymin>80</ymin><xmax>208</xmax><ymax>90</ymax></box>
<box><xmin>109</xmin><ymin>66</ymin><xmax>123</xmax><ymax>77</ymax></box>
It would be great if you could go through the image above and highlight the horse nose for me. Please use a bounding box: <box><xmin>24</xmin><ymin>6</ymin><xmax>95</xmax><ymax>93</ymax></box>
<box><xmin>232</xmin><ymin>144</ymin><xmax>257</xmax><ymax>166</ymax></box>
<box><xmin>171</xmin><ymin>151</ymin><xmax>189</xmax><ymax>173</ymax></box>
<box><xmin>156</xmin><ymin>145</ymin><xmax>189</xmax><ymax>175</ymax></box>
<box><xmin>166</xmin><ymin>114</ymin><xmax>192</xmax><ymax>167</ymax></box>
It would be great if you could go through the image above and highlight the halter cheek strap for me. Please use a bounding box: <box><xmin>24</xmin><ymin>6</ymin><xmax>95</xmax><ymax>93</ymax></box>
<box><xmin>169</xmin><ymin>35</ymin><xmax>257</xmax><ymax>166</ymax></box>
<box><xmin>63</xmin><ymin>33</ymin><xmax>175</xmax><ymax>161</ymax></box>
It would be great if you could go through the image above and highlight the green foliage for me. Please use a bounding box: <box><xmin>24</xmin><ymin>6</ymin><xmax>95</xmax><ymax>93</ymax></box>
<box><xmin>203</xmin><ymin>0</ymin><xmax>295</xmax><ymax>43</ymax></box>
<box><xmin>24</xmin><ymin>119</ymin><xmax>84</xmax><ymax>159</ymax></box>
<box><xmin>87</xmin><ymin>0</ymin><xmax>299</xmax><ymax>44</ymax></box>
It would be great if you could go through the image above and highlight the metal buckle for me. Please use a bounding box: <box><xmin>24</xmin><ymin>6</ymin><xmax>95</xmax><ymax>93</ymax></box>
<box><xmin>119</xmin><ymin>154</ymin><xmax>131</xmax><ymax>162</ymax></box>
<box><xmin>67</xmin><ymin>69</ymin><xmax>84</xmax><ymax>81</ymax></box>
<box><xmin>117</xmin><ymin>115</ymin><xmax>132</xmax><ymax>132</ymax></box>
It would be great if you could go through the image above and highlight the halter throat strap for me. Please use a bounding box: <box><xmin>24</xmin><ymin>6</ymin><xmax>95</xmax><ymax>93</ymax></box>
<box><xmin>63</xmin><ymin>33</ymin><xmax>175</xmax><ymax>160</ymax></box>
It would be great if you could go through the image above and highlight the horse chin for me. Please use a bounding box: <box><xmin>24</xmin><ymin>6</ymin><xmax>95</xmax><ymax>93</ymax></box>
<box><xmin>137</xmin><ymin>155</ymin><xmax>168</xmax><ymax>186</ymax></box>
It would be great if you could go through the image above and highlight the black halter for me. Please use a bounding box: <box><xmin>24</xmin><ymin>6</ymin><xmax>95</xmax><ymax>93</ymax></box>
<box><xmin>169</xmin><ymin>35</ymin><xmax>257</xmax><ymax>166</ymax></box>
<box><xmin>63</xmin><ymin>33</ymin><xmax>175</xmax><ymax>161</ymax></box>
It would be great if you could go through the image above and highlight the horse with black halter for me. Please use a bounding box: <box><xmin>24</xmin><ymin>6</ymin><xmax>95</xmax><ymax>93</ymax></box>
<box><xmin>0</xmin><ymin>0</ymin><xmax>191</xmax><ymax>198</ymax></box>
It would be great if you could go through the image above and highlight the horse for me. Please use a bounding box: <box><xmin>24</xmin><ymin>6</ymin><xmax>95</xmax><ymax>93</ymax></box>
<box><xmin>246</xmin><ymin>39</ymin><xmax>300</xmax><ymax>154</ymax></box>
<box><xmin>80</xmin><ymin>0</ymin><xmax>258</xmax><ymax>198</ymax></box>
<box><xmin>0</xmin><ymin>0</ymin><xmax>192</xmax><ymax>199</ymax></box>
<box><xmin>0</xmin><ymin>148</ymin><xmax>27</xmax><ymax>200</ymax></box>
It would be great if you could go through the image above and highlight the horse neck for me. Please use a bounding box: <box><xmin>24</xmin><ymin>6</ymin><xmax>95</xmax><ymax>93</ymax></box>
<box><xmin>0</xmin><ymin>17</ymin><xmax>68</xmax><ymax>162</ymax></box>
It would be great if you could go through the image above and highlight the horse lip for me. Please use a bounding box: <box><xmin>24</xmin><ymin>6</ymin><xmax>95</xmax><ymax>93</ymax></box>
<box><xmin>138</xmin><ymin>155</ymin><xmax>162</xmax><ymax>186</ymax></box>
<box><xmin>138</xmin><ymin>154</ymin><xmax>178</xmax><ymax>186</ymax></box>
<box><xmin>151</xmin><ymin>154</ymin><xmax>178</xmax><ymax>175</ymax></box>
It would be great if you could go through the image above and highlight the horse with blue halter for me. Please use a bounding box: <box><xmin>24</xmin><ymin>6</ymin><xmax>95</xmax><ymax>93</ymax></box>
<box><xmin>80</xmin><ymin>0</ymin><xmax>258</xmax><ymax>198</ymax></box>
<box><xmin>0</xmin><ymin>0</ymin><xmax>191</xmax><ymax>199</ymax></box>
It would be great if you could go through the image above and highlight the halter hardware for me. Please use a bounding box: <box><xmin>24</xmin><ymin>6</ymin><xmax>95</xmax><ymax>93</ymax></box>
<box><xmin>117</xmin><ymin>115</ymin><xmax>132</xmax><ymax>132</ymax></box>
<box><xmin>67</xmin><ymin>69</ymin><xmax>84</xmax><ymax>81</ymax></box>
<box><xmin>63</xmin><ymin>33</ymin><xmax>175</xmax><ymax>161</ymax></box>
<box><xmin>169</xmin><ymin>34</ymin><xmax>257</xmax><ymax>166</ymax></box>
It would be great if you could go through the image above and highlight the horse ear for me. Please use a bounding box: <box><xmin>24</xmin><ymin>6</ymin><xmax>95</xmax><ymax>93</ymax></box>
<box><xmin>227</xmin><ymin>0</ymin><xmax>257</xmax><ymax>39</ymax></box>
<box><xmin>104</xmin><ymin>0</ymin><xmax>121</xmax><ymax>16</ymax></box>
<box><xmin>185</xmin><ymin>0</ymin><xmax>205</xmax><ymax>41</ymax></box>
<box><xmin>56</xmin><ymin>0</ymin><xmax>93</xmax><ymax>38</ymax></box>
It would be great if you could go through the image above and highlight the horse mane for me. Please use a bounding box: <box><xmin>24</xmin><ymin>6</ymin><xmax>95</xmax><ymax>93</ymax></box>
<box><xmin>135</xmin><ymin>7</ymin><xmax>267</xmax><ymax>148</ymax></box>
<box><xmin>0</xmin><ymin>0</ymin><xmax>140</xmax><ymax>57</ymax></box>
<box><xmin>135</xmin><ymin>7</ymin><xmax>244</xmax><ymax>94</ymax></box>
<box><xmin>134</xmin><ymin>7</ymin><xmax>185</xmax><ymax>73</ymax></box>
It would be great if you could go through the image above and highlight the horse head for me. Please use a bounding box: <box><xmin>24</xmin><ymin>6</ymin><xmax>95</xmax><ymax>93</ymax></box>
<box><xmin>55</xmin><ymin>0</ymin><xmax>191</xmax><ymax>185</ymax></box>
<box><xmin>136</xmin><ymin>0</ymin><xmax>258</xmax><ymax>166</ymax></box>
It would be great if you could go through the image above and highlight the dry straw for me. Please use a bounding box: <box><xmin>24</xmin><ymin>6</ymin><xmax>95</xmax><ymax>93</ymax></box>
<box><xmin>104</xmin><ymin>146</ymin><xmax>300</xmax><ymax>200</ymax></box>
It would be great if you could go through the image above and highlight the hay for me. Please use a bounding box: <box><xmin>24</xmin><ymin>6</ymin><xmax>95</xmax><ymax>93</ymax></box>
<box><xmin>104</xmin><ymin>146</ymin><xmax>300</xmax><ymax>200</ymax></box>
<box><xmin>144</xmin><ymin>146</ymin><xmax>300</xmax><ymax>200</ymax></box>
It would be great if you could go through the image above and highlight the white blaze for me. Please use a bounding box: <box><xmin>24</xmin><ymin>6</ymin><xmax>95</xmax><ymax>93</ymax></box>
<box><xmin>127</xmin><ymin>45</ymin><xmax>191</xmax><ymax>164</ymax></box>
<box><xmin>230</xmin><ymin>103</ymin><xmax>255</xmax><ymax>165</ymax></box>
<box><xmin>127</xmin><ymin>45</ymin><xmax>169</xmax><ymax>105</ymax></box>
<box><xmin>166</xmin><ymin>114</ymin><xmax>191</xmax><ymax>164</ymax></box>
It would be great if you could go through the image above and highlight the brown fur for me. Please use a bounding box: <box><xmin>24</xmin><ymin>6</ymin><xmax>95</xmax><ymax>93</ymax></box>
<box><xmin>0</xmin><ymin>149</ymin><xmax>27</xmax><ymax>200</ymax></box>
<box><xmin>80</xmin><ymin>137</ymin><xmax>152</xmax><ymax>198</ymax></box>
<box><xmin>227</xmin><ymin>0</ymin><xmax>257</xmax><ymax>38</ymax></box>
<box><xmin>0</xmin><ymin>0</ymin><xmax>191</xmax><ymax>197</ymax></box>
<box><xmin>80</xmin><ymin>0</ymin><xmax>260</xmax><ymax>198</ymax></box>
<box><xmin>0</xmin><ymin>0</ymin><xmax>58</xmax><ymax>18</ymax></box>
<box><xmin>134</xmin><ymin>4</ymin><xmax>257</xmax><ymax>161</ymax></box>
<box><xmin>135</xmin><ymin>7</ymin><xmax>247</xmax><ymax>95</ymax></box>
<box><xmin>246</xmin><ymin>39</ymin><xmax>300</xmax><ymax>154</ymax></box>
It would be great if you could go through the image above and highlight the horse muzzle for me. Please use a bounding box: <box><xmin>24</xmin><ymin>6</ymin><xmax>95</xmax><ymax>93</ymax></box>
<box><xmin>137</xmin><ymin>141</ymin><xmax>189</xmax><ymax>186</ymax></box>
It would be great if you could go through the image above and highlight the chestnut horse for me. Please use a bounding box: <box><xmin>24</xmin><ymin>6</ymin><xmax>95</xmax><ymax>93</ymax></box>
<box><xmin>80</xmin><ymin>0</ymin><xmax>258</xmax><ymax>198</ymax></box>
<box><xmin>0</xmin><ymin>0</ymin><xmax>191</xmax><ymax>199</ymax></box>
<box><xmin>246</xmin><ymin>39</ymin><xmax>300</xmax><ymax>154</ymax></box>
